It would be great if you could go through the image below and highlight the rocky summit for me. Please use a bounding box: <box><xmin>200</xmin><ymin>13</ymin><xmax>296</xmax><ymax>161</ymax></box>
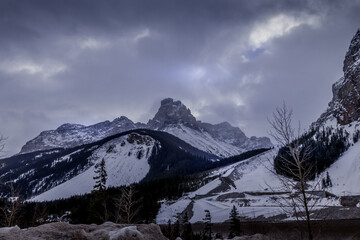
<box><xmin>315</xmin><ymin>29</ymin><xmax>360</xmax><ymax>127</ymax></box>
<box><xmin>147</xmin><ymin>98</ymin><xmax>198</xmax><ymax>129</ymax></box>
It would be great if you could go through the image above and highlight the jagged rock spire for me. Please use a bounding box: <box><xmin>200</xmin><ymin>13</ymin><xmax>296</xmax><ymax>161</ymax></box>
<box><xmin>147</xmin><ymin>98</ymin><xmax>197</xmax><ymax>129</ymax></box>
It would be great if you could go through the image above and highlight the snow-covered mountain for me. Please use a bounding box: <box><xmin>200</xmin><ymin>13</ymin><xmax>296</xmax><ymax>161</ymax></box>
<box><xmin>31</xmin><ymin>133</ymin><xmax>157</xmax><ymax>201</ymax></box>
<box><xmin>20</xmin><ymin>116</ymin><xmax>141</xmax><ymax>154</ymax></box>
<box><xmin>148</xmin><ymin>98</ymin><xmax>272</xmax><ymax>157</ymax></box>
<box><xmin>19</xmin><ymin>98</ymin><xmax>272</xmax><ymax>158</ymax></box>
<box><xmin>0</xmin><ymin>129</ymin><xmax>218</xmax><ymax>200</ymax></box>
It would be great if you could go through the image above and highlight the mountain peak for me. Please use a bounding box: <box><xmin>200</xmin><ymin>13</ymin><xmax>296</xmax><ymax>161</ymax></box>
<box><xmin>314</xmin><ymin>29</ymin><xmax>360</xmax><ymax>127</ymax></box>
<box><xmin>147</xmin><ymin>98</ymin><xmax>197</xmax><ymax>129</ymax></box>
<box><xmin>56</xmin><ymin>123</ymin><xmax>84</xmax><ymax>131</ymax></box>
<box><xmin>160</xmin><ymin>98</ymin><xmax>181</xmax><ymax>106</ymax></box>
<box><xmin>343</xmin><ymin>29</ymin><xmax>360</xmax><ymax>73</ymax></box>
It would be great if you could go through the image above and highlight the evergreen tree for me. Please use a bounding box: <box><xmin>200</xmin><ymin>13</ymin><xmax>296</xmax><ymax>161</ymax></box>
<box><xmin>326</xmin><ymin>171</ymin><xmax>332</xmax><ymax>187</ymax></box>
<box><xmin>182</xmin><ymin>212</ymin><xmax>193</xmax><ymax>240</ymax></box>
<box><xmin>93</xmin><ymin>158</ymin><xmax>107</xmax><ymax>192</ymax></box>
<box><xmin>228</xmin><ymin>205</ymin><xmax>241</xmax><ymax>238</ymax></box>
<box><xmin>322</xmin><ymin>171</ymin><xmax>333</xmax><ymax>188</ymax></box>
<box><xmin>322</xmin><ymin>178</ymin><xmax>327</xmax><ymax>189</ymax></box>
<box><xmin>166</xmin><ymin>219</ymin><xmax>173</xmax><ymax>239</ymax></box>
<box><xmin>203</xmin><ymin>210</ymin><xmax>212</xmax><ymax>240</ymax></box>
<box><xmin>173</xmin><ymin>220</ymin><xmax>180</xmax><ymax>239</ymax></box>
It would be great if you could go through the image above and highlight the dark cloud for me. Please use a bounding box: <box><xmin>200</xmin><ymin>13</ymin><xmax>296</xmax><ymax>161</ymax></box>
<box><xmin>1</xmin><ymin>0</ymin><xmax>360</xmax><ymax>155</ymax></box>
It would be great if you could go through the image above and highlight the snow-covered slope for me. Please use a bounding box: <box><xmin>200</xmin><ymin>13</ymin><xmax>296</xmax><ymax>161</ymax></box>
<box><xmin>156</xmin><ymin>150</ymin><xmax>341</xmax><ymax>224</ymax></box>
<box><xmin>32</xmin><ymin>133</ymin><xmax>156</xmax><ymax>201</ymax></box>
<box><xmin>162</xmin><ymin>125</ymin><xmax>246</xmax><ymax>157</ymax></box>
<box><xmin>312</xmin><ymin>141</ymin><xmax>360</xmax><ymax>195</ymax></box>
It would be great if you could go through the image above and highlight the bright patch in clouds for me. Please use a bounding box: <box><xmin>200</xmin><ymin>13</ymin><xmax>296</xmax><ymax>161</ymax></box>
<box><xmin>249</xmin><ymin>14</ymin><xmax>320</xmax><ymax>49</ymax></box>
<box><xmin>80</xmin><ymin>37</ymin><xmax>109</xmax><ymax>50</ymax></box>
<box><xmin>0</xmin><ymin>59</ymin><xmax>66</xmax><ymax>78</ymax></box>
<box><xmin>133</xmin><ymin>28</ymin><xmax>150</xmax><ymax>42</ymax></box>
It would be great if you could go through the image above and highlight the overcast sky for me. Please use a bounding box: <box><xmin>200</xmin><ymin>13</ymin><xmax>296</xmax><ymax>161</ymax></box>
<box><xmin>1</xmin><ymin>0</ymin><xmax>360</xmax><ymax>155</ymax></box>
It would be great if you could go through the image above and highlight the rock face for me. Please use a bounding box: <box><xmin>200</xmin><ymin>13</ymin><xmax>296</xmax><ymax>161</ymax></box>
<box><xmin>19</xmin><ymin>98</ymin><xmax>272</xmax><ymax>157</ymax></box>
<box><xmin>0</xmin><ymin>222</ymin><xmax>167</xmax><ymax>240</ymax></box>
<box><xmin>147</xmin><ymin>98</ymin><xmax>272</xmax><ymax>157</ymax></box>
<box><xmin>315</xmin><ymin>29</ymin><xmax>360</xmax><ymax>127</ymax></box>
<box><xmin>148</xmin><ymin>98</ymin><xmax>198</xmax><ymax>129</ymax></box>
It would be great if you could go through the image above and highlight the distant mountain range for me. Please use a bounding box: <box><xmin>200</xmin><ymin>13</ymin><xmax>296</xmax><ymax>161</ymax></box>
<box><xmin>20</xmin><ymin>98</ymin><xmax>272</xmax><ymax>158</ymax></box>
<box><xmin>0</xmin><ymin>97</ymin><xmax>272</xmax><ymax>200</ymax></box>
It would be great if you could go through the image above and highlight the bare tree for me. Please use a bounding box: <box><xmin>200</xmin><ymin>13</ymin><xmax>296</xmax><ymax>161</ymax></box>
<box><xmin>114</xmin><ymin>184</ymin><xmax>141</xmax><ymax>224</ymax></box>
<box><xmin>268</xmin><ymin>103</ymin><xmax>320</xmax><ymax>240</ymax></box>
<box><xmin>0</xmin><ymin>135</ymin><xmax>6</xmax><ymax>157</ymax></box>
<box><xmin>1</xmin><ymin>183</ymin><xmax>22</xmax><ymax>227</ymax></box>
<box><xmin>31</xmin><ymin>202</ymin><xmax>49</xmax><ymax>226</ymax></box>
<box><xmin>0</xmin><ymin>135</ymin><xmax>22</xmax><ymax>227</ymax></box>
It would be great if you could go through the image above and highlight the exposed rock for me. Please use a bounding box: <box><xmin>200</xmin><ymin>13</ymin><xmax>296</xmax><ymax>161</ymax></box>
<box><xmin>314</xmin><ymin>29</ymin><xmax>360</xmax><ymax>127</ymax></box>
<box><xmin>148</xmin><ymin>98</ymin><xmax>272</xmax><ymax>156</ymax></box>
<box><xmin>147</xmin><ymin>98</ymin><xmax>198</xmax><ymax>129</ymax></box>
<box><xmin>0</xmin><ymin>222</ymin><xmax>168</xmax><ymax>240</ymax></box>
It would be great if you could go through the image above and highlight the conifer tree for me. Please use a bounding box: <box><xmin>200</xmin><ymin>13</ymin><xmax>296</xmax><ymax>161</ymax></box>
<box><xmin>326</xmin><ymin>171</ymin><xmax>332</xmax><ymax>187</ymax></box>
<box><xmin>93</xmin><ymin>158</ymin><xmax>107</xmax><ymax>192</ymax></box>
<box><xmin>90</xmin><ymin>158</ymin><xmax>109</xmax><ymax>222</ymax></box>
<box><xmin>166</xmin><ymin>219</ymin><xmax>173</xmax><ymax>239</ymax></box>
<box><xmin>173</xmin><ymin>220</ymin><xmax>180</xmax><ymax>239</ymax></box>
<box><xmin>203</xmin><ymin>210</ymin><xmax>212</xmax><ymax>240</ymax></box>
<box><xmin>228</xmin><ymin>205</ymin><xmax>241</xmax><ymax>238</ymax></box>
<box><xmin>182</xmin><ymin>212</ymin><xmax>193</xmax><ymax>240</ymax></box>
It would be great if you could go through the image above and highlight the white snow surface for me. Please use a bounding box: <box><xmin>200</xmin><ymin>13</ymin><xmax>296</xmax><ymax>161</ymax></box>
<box><xmin>163</xmin><ymin>125</ymin><xmax>245</xmax><ymax>158</ymax></box>
<box><xmin>31</xmin><ymin>133</ymin><xmax>157</xmax><ymax>201</ymax></box>
<box><xmin>311</xmin><ymin>141</ymin><xmax>360</xmax><ymax>195</ymax></box>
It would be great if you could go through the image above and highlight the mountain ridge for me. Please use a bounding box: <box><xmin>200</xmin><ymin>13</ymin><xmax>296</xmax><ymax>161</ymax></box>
<box><xmin>19</xmin><ymin>98</ymin><xmax>272</xmax><ymax>157</ymax></box>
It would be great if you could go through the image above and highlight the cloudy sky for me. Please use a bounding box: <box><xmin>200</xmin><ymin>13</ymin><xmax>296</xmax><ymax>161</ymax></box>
<box><xmin>1</xmin><ymin>0</ymin><xmax>360</xmax><ymax>155</ymax></box>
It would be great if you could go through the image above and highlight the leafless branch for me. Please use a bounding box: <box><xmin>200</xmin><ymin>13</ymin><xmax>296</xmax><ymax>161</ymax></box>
<box><xmin>268</xmin><ymin>103</ymin><xmax>315</xmax><ymax>240</ymax></box>
<box><xmin>114</xmin><ymin>184</ymin><xmax>142</xmax><ymax>224</ymax></box>
<box><xmin>1</xmin><ymin>182</ymin><xmax>22</xmax><ymax>227</ymax></box>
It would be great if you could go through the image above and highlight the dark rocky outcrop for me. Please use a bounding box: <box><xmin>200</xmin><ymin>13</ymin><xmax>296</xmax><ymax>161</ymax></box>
<box><xmin>0</xmin><ymin>222</ymin><xmax>168</xmax><ymax>240</ymax></box>
<box><xmin>314</xmin><ymin>29</ymin><xmax>360</xmax><ymax>127</ymax></box>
